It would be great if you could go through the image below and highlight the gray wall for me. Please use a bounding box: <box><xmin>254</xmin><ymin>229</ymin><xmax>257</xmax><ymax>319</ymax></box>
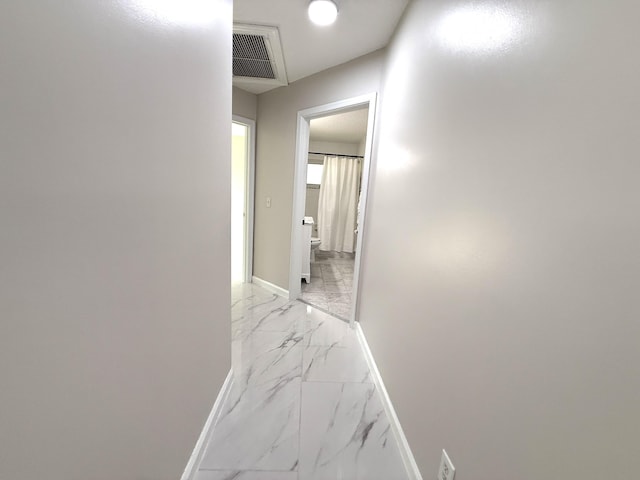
<box><xmin>359</xmin><ymin>0</ymin><xmax>640</xmax><ymax>478</ymax></box>
<box><xmin>233</xmin><ymin>86</ymin><xmax>258</xmax><ymax>120</ymax></box>
<box><xmin>0</xmin><ymin>2</ymin><xmax>232</xmax><ymax>479</ymax></box>
<box><xmin>254</xmin><ymin>50</ymin><xmax>385</xmax><ymax>288</ymax></box>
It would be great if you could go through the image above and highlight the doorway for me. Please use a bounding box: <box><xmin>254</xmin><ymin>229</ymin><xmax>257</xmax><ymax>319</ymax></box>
<box><xmin>231</xmin><ymin>116</ymin><xmax>255</xmax><ymax>283</ymax></box>
<box><xmin>289</xmin><ymin>93</ymin><xmax>376</xmax><ymax>326</ymax></box>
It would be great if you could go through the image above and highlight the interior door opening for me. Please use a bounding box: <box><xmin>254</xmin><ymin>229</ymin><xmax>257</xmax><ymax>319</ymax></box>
<box><xmin>231</xmin><ymin>117</ymin><xmax>255</xmax><ymax>284</ymax></box>
<box><xmin>298</xmin><ymin>107</ymin><xmax>369</xmax><ymax>321</ymax></box>
<box><xmin>289</xmin><ymin>93</ymin><xmax>377</xmax><ymax>326</ymax></box>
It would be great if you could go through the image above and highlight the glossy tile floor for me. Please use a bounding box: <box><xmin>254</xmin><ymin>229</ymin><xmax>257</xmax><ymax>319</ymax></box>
<box><xmin>195</xmin><ymin>283</ymin><xmax>408</xmax><ymax>480</ymax></box>
<box><xmin>301</xmin><ymin>251</ymin><xmax>355</xmax><ymax>320</ymax></box>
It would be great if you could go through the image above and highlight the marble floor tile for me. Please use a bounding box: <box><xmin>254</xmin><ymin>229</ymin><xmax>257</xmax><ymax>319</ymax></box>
<box><xmin>299</xmin><ymin>382</ymin><xmax>406</xmax><ymax>480</ymax></box>
<box><xmin>232</xmin><ymin>293</ymin><xmax>289</xmax><ymax>327</ymax></box>
<box><xmin>232</xmin><ymin>283</ymin><xmax>276</xmax><ymax>303</ymax></box>
<box><xmin>304</xmin><ymin>310</ymin><xmax>355</xmax><ymax>347</ymax></box>
<box><xmin>233</xmin><ymin>299</ymin><xmax>307</xmax><ymax>335</ymax></box>
<box><xmin>195</xmin><ymin>470</ymin><xmax>298</xmax><ymax>480</ymax></box>
<box><xmin>200</xmin><ymin>377</ymin><xmax>301</xmax><ymax>471</ymax></box>
<box><xmin>302</xmin><ymin>344</ymin><xmax>371</xmax><ymax>383</ymax></box>
<box><xmin>198</xmin><ymin>283</ymin><xmax>409</xmax><ymax>480</ymax></box>
<box><xmin>232</xmin><ymin>330</ymin><xmax>303</xmax><ymax>389</ymax></box>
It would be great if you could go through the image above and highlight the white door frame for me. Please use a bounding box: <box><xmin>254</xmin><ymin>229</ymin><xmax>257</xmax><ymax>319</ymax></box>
<box><xmin>233</xmin><ymin>115</ymin><xmax>256</xmax><ymax>283</ymax></box>
<box><xmin>288</xmin><ymin>93</ymin><xmax>377</xmax><ymax>326</ymax></box>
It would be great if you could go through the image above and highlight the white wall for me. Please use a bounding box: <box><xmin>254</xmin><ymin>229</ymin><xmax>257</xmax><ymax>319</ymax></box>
<box><xmin>357</xmin><ymin>139</ymin><xmax>366</xmax><ymax>157</ymax></box>
<box><xmin>309</xmin><ymin>140</ymin><xmax>360</xmax><ymax>157</ymax></box>
<box><xmin>359</xmin><ymin>0</ymin><xmax>640</xmax><ymax>478</ymax></box>
<box><xmin>232</xmin><ymin>130</ymin><xmax>248</xmax><ymax>282</ymax></box>
<box><xmin>0</xmin><ymin>2</ymin><xmax>232</xmax><ymax>479</ymax></box>
<box><xmin>254</xmin><ymin>51</ymin><xmax>385</xmax><ymax>288</ymax></box>
<box><xmin>233</xmin><ymin>86</ymin><xmax>258</xmax><ymax>120</ymax></box>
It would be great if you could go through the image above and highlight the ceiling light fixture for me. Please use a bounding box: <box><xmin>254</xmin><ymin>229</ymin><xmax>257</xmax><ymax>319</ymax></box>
<box><xmin>308</xmin><ymin>0</ymin><xmax>338</xmax><ymax>26</ymax></box>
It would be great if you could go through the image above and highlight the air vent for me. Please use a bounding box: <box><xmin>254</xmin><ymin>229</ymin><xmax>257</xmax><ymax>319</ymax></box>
<box><xmin>233</xmin><ymin>34</ymin><xmax>275</xmax><ymax>79</ymax></box>
<box><xmin>233</xmin><ymin>24</ymin><xmax>288</xmax><ymax>94</ymax></box>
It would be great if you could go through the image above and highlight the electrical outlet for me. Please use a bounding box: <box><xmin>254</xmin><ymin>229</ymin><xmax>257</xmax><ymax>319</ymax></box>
<box><xmin>266</xmin><ymin>196</ymin><xmax>271</xmax><ymax>208</ymax></box>
<box><xmin>438</xmin><ymin>450</ymin><xmax>455</xmax><ymax>480</ymax></box>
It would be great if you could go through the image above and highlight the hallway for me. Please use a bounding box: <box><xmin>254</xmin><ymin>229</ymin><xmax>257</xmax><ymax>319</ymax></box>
<box><xmin>195</xmin><ymin>284</ymin><xmax>408</xmax><ymax>479</ymax></box>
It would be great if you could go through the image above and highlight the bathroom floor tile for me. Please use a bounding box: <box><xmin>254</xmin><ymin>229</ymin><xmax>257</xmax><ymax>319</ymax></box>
<box><xmin>302</xmin><ymin>251</ymin><xmax>355</xmax><ymax>320</ymax></box>
<box><xmin>323</xmin><ymin>282</ymin><xmax>347</xmax><ymax>293</ymax></box>
<box><xmin>326</xmin><ymin>292</ymin><xmax>351</xmax><ymax>303</ymax></box>
<box><xmin>301</xmin><ymin>279</ymin><xmax>326</xmax><ymax>293</ymax></box>
<box><xmin>327</xmin><ymin>302</ymin><xmax>352</xmax><ymax>321</ymax></box>
<box><xmin>300</xmin><ymin>292</ymin><xmax>329</xmax><ymax>310</ymax></box>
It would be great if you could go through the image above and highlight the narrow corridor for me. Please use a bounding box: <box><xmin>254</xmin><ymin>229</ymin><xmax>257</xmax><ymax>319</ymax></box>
<box><xmin>195</xmin><ymin>283</ymin><xmax>408</xmax><ymax>479</ymax></box>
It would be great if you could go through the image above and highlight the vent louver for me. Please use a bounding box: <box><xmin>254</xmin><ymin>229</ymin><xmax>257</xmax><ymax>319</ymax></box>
<box><xmin>232</xmin><ymin>24</ymin><xmax>288</xmax><ymax>94</ymax></box>
<box><xmin>233</xmin><ymin>34</ymin><xmax>276</xmax><ymax>79</ymax></box>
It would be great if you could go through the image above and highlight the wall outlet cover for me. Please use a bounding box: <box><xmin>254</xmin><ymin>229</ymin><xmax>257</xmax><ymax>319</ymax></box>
<box><xmin>438</xmin><ymin>449</ymin><xmax>455</xmax><ymax>480</ymax></box>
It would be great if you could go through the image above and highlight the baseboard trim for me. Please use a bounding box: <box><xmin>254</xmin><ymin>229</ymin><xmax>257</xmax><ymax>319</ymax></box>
<box><xmin>180</xmin><ymin>369</ymin><xmax>234</xmax><ymax>480</ymax></box>
<box><xmin>355</xmin><ymin>323</ymin><xmax>423</xmax><ymax>480</ymax></box>
<box><xmin>251</xmin><ymin>275</ymin><xmax>289</xmax><ymax>298</ymax></box>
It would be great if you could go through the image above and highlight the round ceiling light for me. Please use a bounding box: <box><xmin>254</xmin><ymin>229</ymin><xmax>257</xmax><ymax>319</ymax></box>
<box><xmin>308</xmin><ymin>0</ymin><xmax>338</xmax><ymax>26</ymax></box>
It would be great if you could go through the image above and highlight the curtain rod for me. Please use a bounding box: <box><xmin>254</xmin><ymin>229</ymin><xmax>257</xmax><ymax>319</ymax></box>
<box><xmin>308</xmin><ymin>151</ymin><xmax>364</xmax><ymax>159</ymax></box>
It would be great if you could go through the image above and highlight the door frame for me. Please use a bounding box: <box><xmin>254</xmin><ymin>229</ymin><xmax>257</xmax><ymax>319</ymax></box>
<box><xmin>288</xmin><ymin>93</ymin><xmax>377</xmax><ymax>326</ymax></box>
<box><xmin>232</xmin><ymin>115</ymin><xmax>256</xmax><ymax>283</ymax></box>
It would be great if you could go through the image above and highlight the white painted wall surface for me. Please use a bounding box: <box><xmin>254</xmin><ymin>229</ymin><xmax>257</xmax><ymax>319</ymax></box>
<box><xmin>359</xmin><ymin>0</ymin><xmax>640</xmax><ymax>478</ymax></box>
<box><xmin>232</xmin><ymin>129</ymin><xmax>248</xmax><ymax>282</ymax></box>
<box><xmin>254</xmin><ymin>51</ymin><xmax>385</xmax><ymax>289</ymax></box>
<box><xmin>233</xmin><ymin>86</ymin><xmax>258</xmax><ymax>120</ymax></box>
<box><xmin>0</xmin><ymin>2</ymin><xmax>232</xmax><ymax>479</ymax></box>
<box><xmin>309</xmin><ymin>140</ymin><xmax>360</xmax><ymax>157</ymax></box>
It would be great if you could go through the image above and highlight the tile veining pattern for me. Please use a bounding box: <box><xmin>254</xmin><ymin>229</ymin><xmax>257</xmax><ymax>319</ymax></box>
<box><xmin>301</xmin><ymin>250</ymin><xmax>355</xmax><ymax>320</ymax></box>
<box><xmin>197</xmin><ymin>283</ymin><xmax>407</xmax><ymax>480</ymax></box>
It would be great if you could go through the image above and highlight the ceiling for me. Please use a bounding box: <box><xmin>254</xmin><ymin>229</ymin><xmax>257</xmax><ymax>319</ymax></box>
<box><xmin>234</xmin><ymin>0</ymin><xmax>409</xmax><ymax>94</ymax></box>
<box><xmin>310</xmin><ymin>107</ymin><xmax>368</xmax><ymax>143</ymax></box>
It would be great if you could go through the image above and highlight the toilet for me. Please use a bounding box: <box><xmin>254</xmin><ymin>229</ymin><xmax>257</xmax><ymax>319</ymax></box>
<box><xmin>310</xmin><ymin>237</ymin><xmax>321</xmax><ymax>263</ymax></box>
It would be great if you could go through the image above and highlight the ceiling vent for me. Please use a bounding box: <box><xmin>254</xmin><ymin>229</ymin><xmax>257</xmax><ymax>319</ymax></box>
<box><xmin>233</xmin><ymin>24</ymin><xmax>288</xmax><ymax>94</ymax></box>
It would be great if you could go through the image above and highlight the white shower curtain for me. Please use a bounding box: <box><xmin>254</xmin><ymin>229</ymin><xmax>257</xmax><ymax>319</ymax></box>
<box><xmin>317</xmin><ymin>156</ymin><xmax>362</xmax><ymax>253</ymax></box>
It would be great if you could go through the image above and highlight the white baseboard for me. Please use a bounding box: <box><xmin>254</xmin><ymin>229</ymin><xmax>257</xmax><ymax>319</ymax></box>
<box><xmin>251</xmin><ymin>275</ymin><xmax>289</xmax><ymax>298</ymax></box>
<box><xmin>180</xmin><ymin>370</ymin><xmax>234</xmax><ymax>480</ymax></box>
<box><xmin>355</xmin><ymin>323</ymin><xmax>423</xmax><ymax>480</ymax></box>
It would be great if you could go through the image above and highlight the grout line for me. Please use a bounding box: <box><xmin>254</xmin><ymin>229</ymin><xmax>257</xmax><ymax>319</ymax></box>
<box><xmin>197</xmin><ymin>469</ymin><xmax>297</xmax><ymax>472</ymax></box>
<box><xmin>301</xmin><ymin>379</ymin><xmax>375</xmax><ymax>384</ymax></box>
<box><xmin>297</xmin><ymin>320</ymin><xmax>304</xmax><ymax>474</ymax></box>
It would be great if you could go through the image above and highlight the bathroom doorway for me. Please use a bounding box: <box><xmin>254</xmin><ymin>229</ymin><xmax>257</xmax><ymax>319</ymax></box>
<box><xmin>289</xmin><ymin>94</ymin><xmax>376</xmax><ymax>325</ymax></box>
<box><xmin>231</xmin><ymin>116</ymin><xmax>255</xmax><ymax>283</ymax></box>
